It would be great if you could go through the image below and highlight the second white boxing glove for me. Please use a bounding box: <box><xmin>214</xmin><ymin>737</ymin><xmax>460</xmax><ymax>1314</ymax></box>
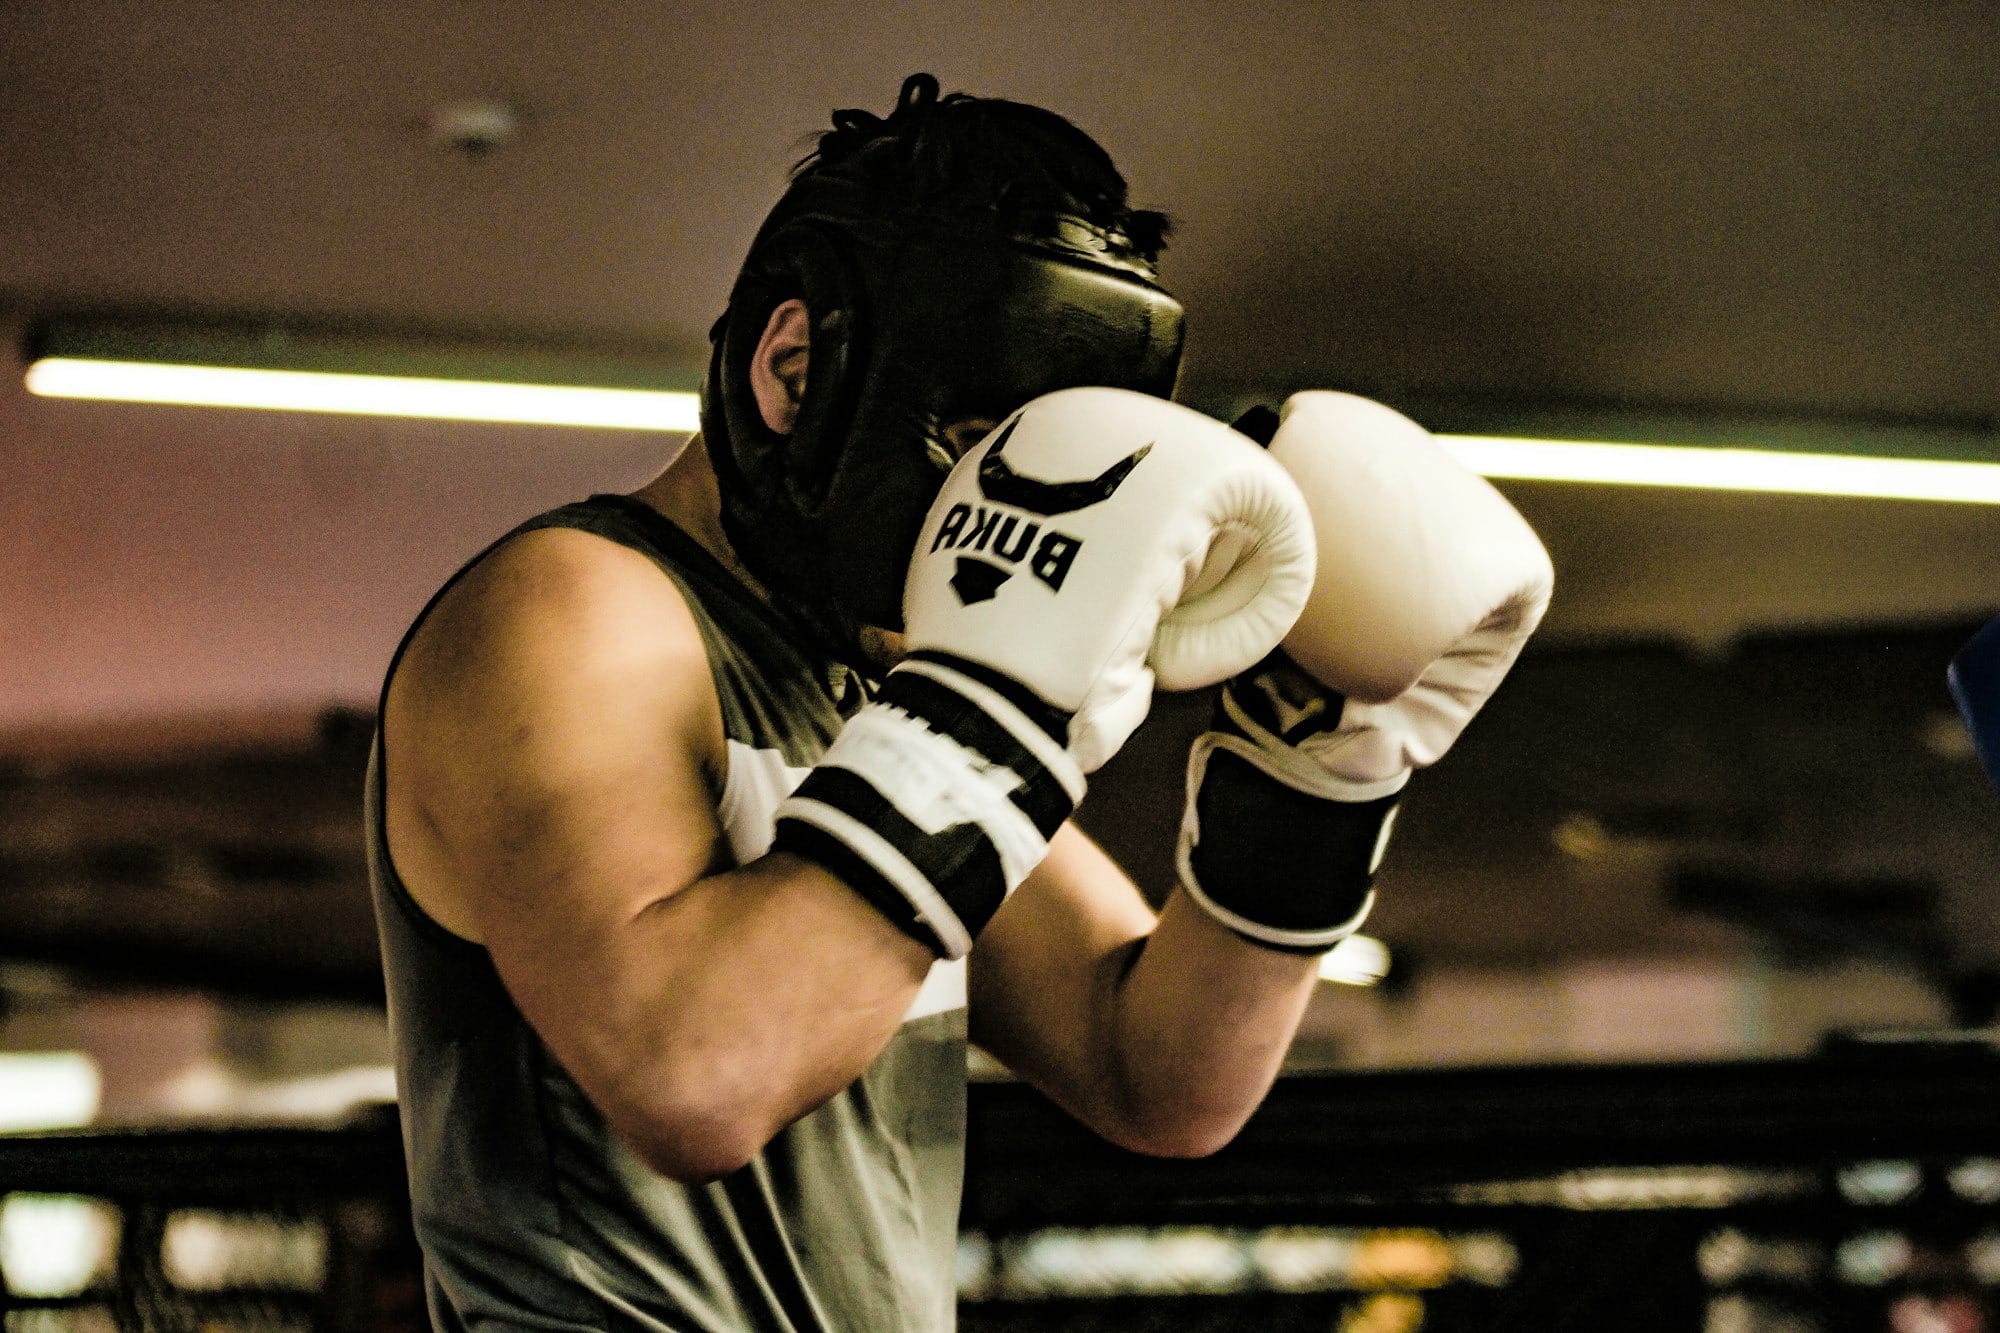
<box><xmin>776</xmin><ymin>386</ymin><xmax>1317</xmax><ymax>958</ymax></box>
<box><xmin>1177</xmin><ymin>392</ymin><xmax>1553</xmax><ymax>952</ymax></box>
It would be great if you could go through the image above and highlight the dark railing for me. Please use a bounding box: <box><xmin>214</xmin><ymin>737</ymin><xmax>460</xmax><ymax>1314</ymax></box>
<box><xmin>1</xmin><ymin>1046</ymin><xmax>1995</xmax><ymax>1330</ymax></box>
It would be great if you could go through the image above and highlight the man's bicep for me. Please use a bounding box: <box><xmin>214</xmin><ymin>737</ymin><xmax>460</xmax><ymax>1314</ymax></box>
<box><xmin>966</xmin><ymin>823</ymin><xmax>1156</xmax><ymax>1102</ymax></box>
<box><xmin>389</xmin><ymin>531</ymin><xmax>941</xmax><ymax>1180</ymax></box>
<box><xmin>393</xmin><ymin>528</ymin><xmax>728</xmax><ymax>964</ymax></box>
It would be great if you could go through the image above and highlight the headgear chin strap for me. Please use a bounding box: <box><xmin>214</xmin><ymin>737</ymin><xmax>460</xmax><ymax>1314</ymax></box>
<box><xmin>700</xmin><ymin>101</ymin><xmax>1185</xmax><ymax>666</ymax></box>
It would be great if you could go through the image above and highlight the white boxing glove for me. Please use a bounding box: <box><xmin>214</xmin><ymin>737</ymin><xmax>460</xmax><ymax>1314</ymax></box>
<box><xmin>776</xmin><ymin>386</ymin><xmax>1317</xmax><ymax>958</ymax></box>
<box><xmin>1177</xmin><ymin>392</ymin><xmax>1553</xmax><ymax>953</ymax></box>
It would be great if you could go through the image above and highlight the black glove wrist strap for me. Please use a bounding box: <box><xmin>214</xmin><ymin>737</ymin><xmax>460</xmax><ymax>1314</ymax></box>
<box><xmin>1180</xmin><ymin>741</ymin><xmax>1397</xmax><ymax>951</ymax></box>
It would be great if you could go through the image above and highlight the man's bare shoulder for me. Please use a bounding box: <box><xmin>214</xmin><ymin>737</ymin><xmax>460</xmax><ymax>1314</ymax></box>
<box><xmin>406</xmin><ymin>525</ymin><xmax>704</xmax><ymax>688</ymax></box>
<box><xmin>383</xmin><ymin>523</ymin><xmax>727</xmax><ymax>940</ymax></box>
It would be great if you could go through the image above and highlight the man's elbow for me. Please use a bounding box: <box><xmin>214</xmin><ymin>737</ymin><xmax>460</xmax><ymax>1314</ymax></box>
<box><xmin>1101</xmin><ymin>1104</ymin><xmax>1251</xmax><ymax>1161</ymax></box>
<box><xmin>584</xmin><ymin>1034</ymin><xmax>880</xmax><ymax>1184</ymax></box>
<box><xmin>626</xmin><ymin>1129</ymin><xmax>758</xmax><ymax>1187</ymax></box>
<box><xmin>1124</xmin><ymin>1125</ymin><xmax>1241</xmax><ymax>1161</ymax></box>
<box><xmin>611</xmin><ymin>1086</ymin><xmax>778</xmax><ymax>1186</ymax></box>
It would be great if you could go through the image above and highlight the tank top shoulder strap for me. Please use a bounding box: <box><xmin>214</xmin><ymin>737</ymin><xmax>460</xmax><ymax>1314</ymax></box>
<box><xmin>508</xmin><ymin>494</ymin><xmax>849</xmax><ymax>764</ymax></box>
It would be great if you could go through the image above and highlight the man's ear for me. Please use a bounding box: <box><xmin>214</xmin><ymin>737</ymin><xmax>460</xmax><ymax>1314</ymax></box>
<box><xmin>750</xmin><ymin>298</ymin><xmax>811</xmax><ymax>435</ymax></box>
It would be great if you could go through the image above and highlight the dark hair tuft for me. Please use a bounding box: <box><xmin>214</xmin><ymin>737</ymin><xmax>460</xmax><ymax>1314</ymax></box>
<box><xmin>790</xmin><ymin>73</ymin><xmax>1170</xmax><ymax>263</ymax></box>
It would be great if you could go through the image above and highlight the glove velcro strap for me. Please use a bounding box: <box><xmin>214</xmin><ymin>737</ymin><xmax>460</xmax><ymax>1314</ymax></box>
<box><xmin>1218</xmin><ymin>672</ymin><xmax>1410</xmax><ymax>804</ymax></box>
<box><xmin>876</xmin><ymin>664</ymin><xmax>1081</xmax><ymax>837</ymax></box>
<box><xmin>773</xmin><ymin>685</ymin><xmax>1081</xmax><ymax>959</ymax></box>
<box><xmin>773</xmin><ymin>810</ymin><xmax>986</xmax><ymax>959</ymax></box>
<box><xmin>1176</xmin><ymin>732</ymin><xmax>1401</xmax><ymax>953</ymax></box>
<box><xmin>900</xmin><ymin>649</ymin><xmax>1073</xmax><ymax>750</ymax></box>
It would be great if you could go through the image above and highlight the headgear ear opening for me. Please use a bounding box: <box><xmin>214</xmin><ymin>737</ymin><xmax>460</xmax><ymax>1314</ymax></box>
<box><xmin>714</xmin><ymin>219</ymin><xmax>871</xmax><ymax>515</ymax></box>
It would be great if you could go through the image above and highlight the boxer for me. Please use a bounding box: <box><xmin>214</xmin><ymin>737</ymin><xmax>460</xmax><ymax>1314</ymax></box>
<box><xmin>367</xmin><ymin>72</ymin><xmax>1548</xmax><ymax>1332</ymax></box>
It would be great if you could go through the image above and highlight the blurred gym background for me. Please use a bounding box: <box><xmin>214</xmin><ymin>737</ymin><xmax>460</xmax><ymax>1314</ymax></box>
<box><xmin>3</xmin><ymin>4</ymin><xmax>1998</xmax><ymax>1329</ymax></box>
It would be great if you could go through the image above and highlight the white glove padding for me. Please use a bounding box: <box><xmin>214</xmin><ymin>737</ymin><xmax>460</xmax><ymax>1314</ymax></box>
<box><xmin>1265</xmin><ymin>391</ymin><xmax>1553</xmax><ymax>795</ymax></box>
<box><xmin>776</xmin><ymin>386</ymin><xmax>1315</xmax><ymax>959</ymax></box>
<box><xmin>1176</xmin><ymin>392</ymin><xmax>1551</xmax><ymax>953</ymax></box>
<box><xmin>905</xmin><ymin>385</ymin><xmax>1318</xmax><ymax>773</ymax></box>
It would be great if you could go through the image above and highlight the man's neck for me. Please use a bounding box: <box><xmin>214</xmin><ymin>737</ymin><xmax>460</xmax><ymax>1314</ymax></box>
<box><xmin>628</xmin><ymin>435</ymin><xmax>769</xmax><ymax>602</ymax></box>
<box><xmin>630</xmin><ymin>436</ymin><xmax>901</xmax><ymax>679</ymax></box>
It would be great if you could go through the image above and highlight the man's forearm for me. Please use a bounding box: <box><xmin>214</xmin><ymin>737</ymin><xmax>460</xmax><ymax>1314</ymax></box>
<box><xmin>1102</xmin><ymin>886</ymin><xmax>1322</xmax><ymax>1156</ymax></box>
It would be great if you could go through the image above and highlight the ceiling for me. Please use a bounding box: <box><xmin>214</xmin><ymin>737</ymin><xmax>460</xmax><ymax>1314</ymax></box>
<box><xmin>2</xmin><ymin>1</ymin><xmax>1998</xmax><ymax>712</ymax></box>
<box><xmin>5</xmin><ymin>0</ymin><xmax>1997</xmax><ymax>416</ymax></box>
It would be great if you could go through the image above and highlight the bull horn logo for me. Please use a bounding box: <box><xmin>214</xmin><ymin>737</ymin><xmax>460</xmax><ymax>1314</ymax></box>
<box><xmin>977</xmin><ymin>415</ymin><xmax>1152</xmax><ymax>516</ymax></box>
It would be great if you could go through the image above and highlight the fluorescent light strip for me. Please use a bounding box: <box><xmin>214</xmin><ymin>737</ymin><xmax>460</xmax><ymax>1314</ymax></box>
<box><xmin>27</xmin><ymin>356</ymin><xmax>1999</xmax><ymax>503</ymax></box>
<box><xmin>1440</xmin><ymin>434</ymin><xmax>2000</xmax><ymax>505</ymax></box>
<box><xmin>25</xmin><ymin>357</ymin><xmax>701</xmax><ymax>433</ymax></box>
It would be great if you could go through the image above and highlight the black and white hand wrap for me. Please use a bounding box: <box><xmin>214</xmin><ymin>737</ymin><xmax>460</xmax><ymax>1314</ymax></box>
<box><xmin>774</xmin><ymin>654</ymin><xmax>1082</xmax><ymax>958</ymax></box>
<box><xmin>777</xmin><ymin>386</ymin><xmax>1319</xmax><ymax>958</ymax></box>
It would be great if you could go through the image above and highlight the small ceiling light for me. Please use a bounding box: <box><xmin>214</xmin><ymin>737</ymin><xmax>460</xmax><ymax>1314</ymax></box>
<box><xmin>426</xmin><ymin>98</ymin><xmax>520</xmax><ymax>160</ymax></box>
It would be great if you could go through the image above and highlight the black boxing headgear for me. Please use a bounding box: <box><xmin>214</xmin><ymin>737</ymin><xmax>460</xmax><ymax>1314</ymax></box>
<box><xmin>700</xmin><ymin>74</ymin><xmax>1186</xmax><ymax>664</ymax></box>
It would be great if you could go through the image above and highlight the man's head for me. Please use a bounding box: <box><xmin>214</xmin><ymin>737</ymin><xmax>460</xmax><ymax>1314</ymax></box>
<box><xmin>700</xmin><ymin>73</ymin><xmax>1186</xmax><ymax>664</ymax></box>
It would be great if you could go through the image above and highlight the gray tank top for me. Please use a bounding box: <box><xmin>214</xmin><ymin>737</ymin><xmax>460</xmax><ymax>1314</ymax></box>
<box><xmin>367</xmin><ymin>494</ymin><xmax>968</xmax><ymax>1331</ymax></box>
